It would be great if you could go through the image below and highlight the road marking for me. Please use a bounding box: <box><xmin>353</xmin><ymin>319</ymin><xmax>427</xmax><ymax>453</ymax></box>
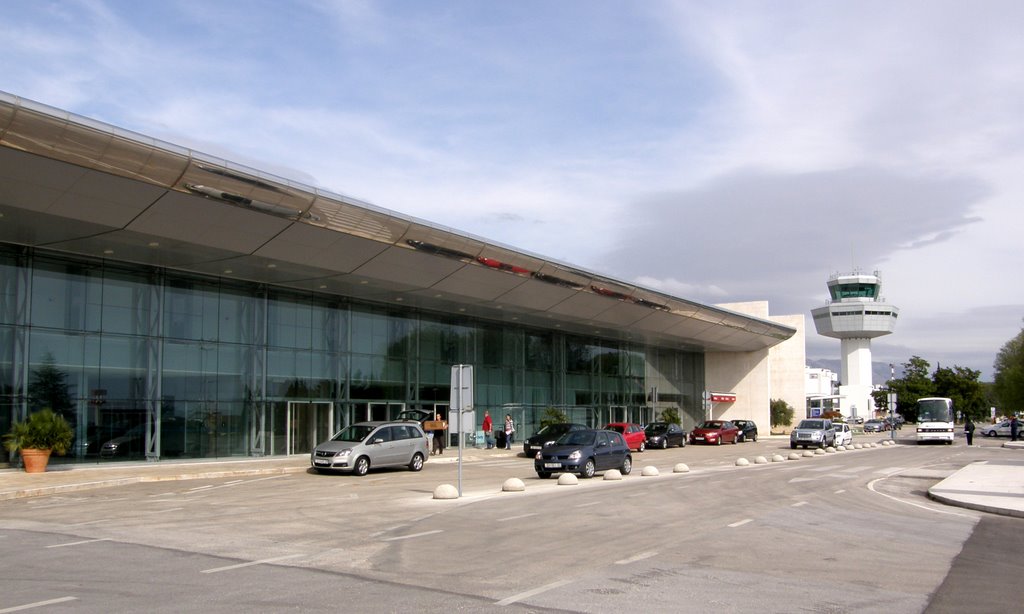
<box><xmin>788</xmin><ymin>477</ymin><xmax>819</xmax><ymax>483</ymax></box>
<box><xmin>615</xmin><ymin>551</ymin><xmax>657</xmax><ymax>565</ymax></box>
<box><xmin>0</xmin><ymin>596</ymin><xmax>78</xmax><ymax>612</ymax></box>
<box><xmin>791</xmin><ymin>501</ymin><xmax>809</xmax><ymax>507</ymax></box>
<box><xmin>874</xmin><ymin>467</ymin><xmax>905</xmax><ymax>476</ymax></box>
<box><xmin>66</xmin><ymin>519</ymin><xmax>112</xmax><ymax>527</ymax></box>
<box><xmin>147</xmin><ymin>507</ymin><xmax>184</xmax><ymax>514</ymax></box>
<box><xmin>187</xmin><ymin>485</ymin><xmax>213</xmax><ymax>492</ymax></box>
<box><xmin>498</xmin><ymin>513</ymin><xmax>538</xmax><ymax>522</ymax></box>
<box><xmin>728</xmin><ymin>519</ymin><xmax>753</xmax><ymax>528</ymax></box>
<box><xmin>46</xmin><ymin>538</ymin><xmax>110</xmax><ymax>549</ymax></box>
<box><xmin>835</xmin><ymin>489</ymin><xmax>846</xmax><ymax>494</ymax></box>
<box><xmin>201</xmin><ymin>554</ymin><xmax>304</xmax><ymax>574</ymax></box>
<box><xmin>866</xmin><ymin>477</ymin><xmax>975</xmax><ymax>518</ymax></box>
<box><xmin>381</xmin><ymin>530</ymin><xmax>444</xmax><ymax>542</ymax></box>
<box><xmin>575</xmin><ymin>501</ymin><xmax>601</xmax><ymax>508</ymax></box>
<box><xmin>495</xmin><ymin>579</ymin><xmax>572</xmax><ymax>606</ymax></box>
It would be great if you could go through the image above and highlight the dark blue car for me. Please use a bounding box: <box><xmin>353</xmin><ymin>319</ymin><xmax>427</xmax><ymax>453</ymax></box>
<box><xmin>534</xmin><ymin>429</ymin><xmax>632</xmax><ymax>479</ymax></box>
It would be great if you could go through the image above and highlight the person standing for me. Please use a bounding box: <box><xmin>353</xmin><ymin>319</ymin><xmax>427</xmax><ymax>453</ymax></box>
<box><xmin>964</xmin><ymin>417</ymin><xmax>975</xmax><ymax>446</ymax></box>
<box><xmin>504</xmin><ymin>414</ymin><xmax>515</xmax><ymax>450</ymax></box>
<box><xmin>1011</xmin><ymin>416</ymin><xmax>1020</xmax><ymax>442</ymax></box>
<box><xmin>432</xmin><ymin>413</ymin><xmax>446</xmax><ymax>455</ymax></box>
<box><xmin>482</xmin><ymin>411</ymin><xmax>493</xmax><ymax>449</ymax></box>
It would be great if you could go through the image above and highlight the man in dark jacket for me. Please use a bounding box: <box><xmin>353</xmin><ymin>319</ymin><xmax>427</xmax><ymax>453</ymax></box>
<box><xmin>1011</xmin><ymin>416</ymin><xmax>1020</xmax><ymax>442</ymax></box>
<box><xmin>964</xmin><ymin>417</ymin><xmax>975</xmax><ymax>446</ymax></box>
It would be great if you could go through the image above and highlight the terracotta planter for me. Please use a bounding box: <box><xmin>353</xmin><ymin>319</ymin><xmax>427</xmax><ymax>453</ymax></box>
<box><xmin>21</xmin><ymin>448</ymin><xmax>52</xmax><ymax>473</ymax></box>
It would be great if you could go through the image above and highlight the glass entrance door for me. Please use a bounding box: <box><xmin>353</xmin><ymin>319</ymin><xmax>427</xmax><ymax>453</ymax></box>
<box><xmin>287</xmin><ymin>401</ymin><xmax>333</xmax><ymax>455</ymax></box>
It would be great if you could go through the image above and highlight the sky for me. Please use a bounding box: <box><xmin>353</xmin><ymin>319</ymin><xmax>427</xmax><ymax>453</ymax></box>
<box><xmin>2</xmin><ymin>0</ymin><xmax>1022</xmax><ymax>380</ymax></box>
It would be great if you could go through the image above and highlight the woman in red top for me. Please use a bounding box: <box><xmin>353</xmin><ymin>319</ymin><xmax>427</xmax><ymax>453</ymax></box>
<box><xmin>482</xmin><ymin>411</ymin><xmax>493</xmax><ymax>449</ymax></box>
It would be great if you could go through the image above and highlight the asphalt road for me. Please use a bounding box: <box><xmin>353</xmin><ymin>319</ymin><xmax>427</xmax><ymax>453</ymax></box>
<box><xmin>1</xmin><ymin>437</ymin><xmax>1020</xmax><ymax>613</ymax></box>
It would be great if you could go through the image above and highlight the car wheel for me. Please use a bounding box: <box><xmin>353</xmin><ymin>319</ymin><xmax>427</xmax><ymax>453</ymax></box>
<box><xmin>581</xmin><ymin>459</ymin><xmax>596</xmax><ymax>479</ymax></box>
<box><xmin>732</xmin><ymin>435</ymin><xmax>738</xmax><ymax>444</ymax></box>
<box><xmin>621</xmin><ymin>456</ymin><xmax>632</xmax><ymax>475</ymax></box>
<box><xmin>353</xmin><ymin>456</ymin><xmax>370</xmax><ymax>477</ymax></box>
<box><xmin>986</xmin><ymin>431</ymin><xmax>996</xmax><ymax>437</ymax></box>
<box><xmin>408</xmin><ymin>452</ymin><xmax>424</xmax><ymax>472</ymax></box>
<box><xmin>537</xmin><ymin>471</ymin><xmax>552</xmax><ymax>479</ymax></box>
<box><xmin>661</xmin><ymin>439</ymin><xmax>668</xmax><ymax>450</ymax></box>
<box><xmin>638</xmin><ymin>441</ymin><xmax>645</xmax><ymax>453</ymax></box>
<box><xmin>716</xmin><ymin>437</ymin><xmax>721</xmax><ymax>446</ymax></box>
<box><xmin>752</xmin><ymin>433</ymin><xmax>757</xmax><ymax>442</ymax></box>
<box><xmin>738</xmin><ymin>433</ymin><xmax>745</xmax><ymax>443</ymax></box>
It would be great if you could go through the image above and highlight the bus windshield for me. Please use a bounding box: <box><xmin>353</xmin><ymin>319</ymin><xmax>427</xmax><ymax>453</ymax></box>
<box><xmin>916</xmin><ymin>398</ymin><xmax>952</xmax><ymax>422</ymax></box>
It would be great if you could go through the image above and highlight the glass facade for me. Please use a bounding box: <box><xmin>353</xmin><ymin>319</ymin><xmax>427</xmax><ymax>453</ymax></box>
<box><xmin>1</xmin><ymin>246</ymin><xmax>705</xmax><ymax>464</ymax></box>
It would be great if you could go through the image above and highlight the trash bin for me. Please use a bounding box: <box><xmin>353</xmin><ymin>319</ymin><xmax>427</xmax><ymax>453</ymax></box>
<box><xmin>495</xmin><ymin>429</ymin><xmax>507</xmax><ymax>449</ymax></box>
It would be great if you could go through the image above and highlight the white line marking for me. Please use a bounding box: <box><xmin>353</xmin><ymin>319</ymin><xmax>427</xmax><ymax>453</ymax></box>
<box><xmin>0</xmin><ymin>596</ymin><xmax>78</xmax><ymax>612</ymax></box>
<box><xmin>147</xmin><ymin>507</ymin><xmax>184</xmax><ymax>514</ymax></box>
<box><xmin>728</xmin><ymin>519</ymin><xmax>753</xmax><ymax>528</ymax></box>
<box><xmin>791</xmin><ymin>501</ymin><xmax>808</xmax><ymax>507</ymax></box>
<box><xmin>46</xmin><ymin>538</ymin><xmax>110</xmax><ymax>549</ymax></box>
<box><xmin>496</xmin><ymin>579</ymin><xmax>572</xmax><ymax>606</ymax></box>
<box><xmin>874</xmin><ymin>467</ymin><xmax>905</xmax><ymax>475</ymax></box>
<box><xmin>201</xmin><ymin>554</ymin><xmax>304</xmax><ymax>573</ymax></box>
<box><xmin>498</xmin><ymin>513</ymin><xmax>538</xmax><ymax>522</ymax></box>
<box><xmin>866</xmin><ymin>478</ymin><xmax>975</xmax><ymax>518</ymax></box>
<box><xmin>575</xmin><ymin>501</ymin><xmax>601</xmax><ymax>508</ymax></box>
<box><xmin>834</xmin><ymin>489</ymin><xmax>846</xmax><ymax>494</ymax></box>
<box><xmin>615</xmin><ymin>551</ymin><xmax>658</xmax><ymax>565</ymax></box>
<box><xmin>187</xmin><ymin>485</ymin><xmax>213</xmax><ymax>492</ymax></box>
<box><xmin>381</xmin><ymin>530</ymin><xmax>443</xmax><ymax>542</ymax></box>
<box><xmin>66</xmin><ymin>519</ymin><xmax>112</xmax><ymax>527</ymax></box>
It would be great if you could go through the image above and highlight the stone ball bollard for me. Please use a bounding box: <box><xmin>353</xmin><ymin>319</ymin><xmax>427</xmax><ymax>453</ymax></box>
<box><xmin>814</xmin><ymin>448</ymin><xmax>826</xmax><ymax>455</ymax></box>
<box><xmin>641</xmin><ymin>465</ymin><xmax>660</xmax><ymax>476</ymax></box>
<box><xmin>673</xmin><ymin>463</ymin><xmax>690</xmax><ymax>473</ymax></box>
<box><xmin>825</xmin><ymin>446</ymin><xmax>836</xmax><ymax>453</ymax></box>
<box><xmin>735</xmin><ymin>457</ymin><xmax>750</xmax><ymax>466</ymax></box>
<box><xmin>603</xmin><ymin>469</ymin><xmax>623</xmax><ymax>481</ymax></box>
<box><xmin>433</xmin><ymin>484</ymin><xmax>459</xmax><ymax>500</ymax></box>
<box><xmin>836</xmin><ymin>445</ymin><xmax>846</xmax><ymax>451</ymax></box>
<box><xmin>803</xmin><ymin>450</ymin><xmax>815</xmax><ymax>458</ymax></box>
<box><xmin>557</xmin><ymin>473</ymin><xmax>579</xmax><ymax>485</ymax></box>
<box><xmin>502</xmin><ymin>477</ymin><xmax>526</xmax><ymax>492</ymax></box>
<box><xmin>789</xmin><ymin>452</ymin><xmax>802</xmax><ymax>460</ymax></box>
<box><xmin>754</xmin><ymin>456</ymin><xmax>768</xmax><ymax>464</ymax></box>
<box><xmin>772</xmin><ymin>454</ymin><xmax>786</xmax><ymax>462</ymax></box>
<box><xmin>854</xmin><ymin>443</ymin><xmax>863</xmax><ymax>449</ymax></box>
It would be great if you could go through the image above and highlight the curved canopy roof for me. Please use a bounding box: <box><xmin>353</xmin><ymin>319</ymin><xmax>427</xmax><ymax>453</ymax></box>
<box><xmin>0</xmin><ymin>91</ymin><xmax>794</xmax><ymax>352</ymax></box>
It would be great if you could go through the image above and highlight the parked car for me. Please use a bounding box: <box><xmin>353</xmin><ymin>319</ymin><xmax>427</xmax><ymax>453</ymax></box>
<box><xmin>523</xmin><ymin>422</ymin><xmax>587</xmax><ymax>456</ymax></box>
<box><xmin>311</xmin><ymin>421</ymin><xmax>428</xmax><ymax>476</ymax></box>
<box><xmin>689</xmin><ymin>420</ymin><xmax>740</xmax><ymax>445</ymax></box>
<box><xmin>732</xmin><ymin>420</ymin><xmax>758</xmax><ymax>443</ymax></box>
<box><xmin>790</xmin><ymin>419</ymin><xmax>835</xmax><ymax>449</ymax></box>
<box><xmin>604</xmin><ymin>422</ymin><xmax>647</xmax><ymax>452</ymax></box>
<box><xmin>863</xmin><ymin>419</ymin><xmax>888</xmax><ymax>433</ymax></box>
<box><xmin>100</xmin><ymin>424</ymin><xmax>147</xmax><ymax>458</ymax></box>
<box><xmin>644</xmin><ymin>422</ymin><xmax>686</xmax><ymax>449</ymax></box>
<box><xmin>534</xmin><ymin>429</ymin><xmax>632</xmax><ymax>479</ymax></box>
<box><xmin>833</xmin><ymin>422</ymin><xmax>853</xmax><ymax>447</ymax></box>
<box><xmin>980</xmin><ymin>420</ymin><xmax>1016</xmax><ymax>437</ymax></box>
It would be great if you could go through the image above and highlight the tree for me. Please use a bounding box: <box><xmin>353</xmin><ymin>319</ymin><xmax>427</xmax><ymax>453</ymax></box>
<box><xmin>28</xmin><ymin>353</ymin><xmax>74</xmax><ymax>417</ymax></box>
<box><xmin>888</xmin><ymin>356</ymin><xmax>934</xmax><ymax>422</ymax></box>
<box><xmin>659</xmin><ymin>407</ymin><xmax>681</xmax><ymax>425</ymax></box>
<box><xmin>993</xmin><ymin>322</ymin><xmax>1024</xmax><ymax>413</ymax></box>
<box><xmin>933</xmin><ymin>365</ymin><xmax>987</xmax><ymax>422</ymax></box>
<box><xmin>771</xmin><ymin>398</ymin><xmax>794</xmax><ymax>428</ymax></box>
<box><xmin>540</xmin><ymin>407</ymin><xmax>568</xmax><ymax>428</ymax></box>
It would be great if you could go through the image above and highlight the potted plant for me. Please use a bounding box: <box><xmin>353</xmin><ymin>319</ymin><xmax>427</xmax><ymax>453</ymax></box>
<box><xmin>3</xmin><ymin>408</ymin><xmax>74</xmax><ymax>473</ymax></box>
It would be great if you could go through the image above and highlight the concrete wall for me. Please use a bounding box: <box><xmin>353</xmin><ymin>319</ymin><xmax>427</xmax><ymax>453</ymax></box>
<box><xmin>706</xmin><ymin>302</ymin><xmax>805</xmax><ymax>432</ymax></box>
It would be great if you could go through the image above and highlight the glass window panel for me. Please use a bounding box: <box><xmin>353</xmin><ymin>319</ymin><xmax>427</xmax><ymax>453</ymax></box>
<box><xmin>30</xmin><ymin>260</ymin><xmax>102</xmax><ymax>332</ymax></box>
<box><xmin>0</xmin><ymin>253</ymin><xmax>20</xmax><ymax>325</ymax></box>
<box><xmin>164</xmin><ymin>278</ymin><xmax>219</xmax><ymax>341</ymax></box>
<box><xmin>162</xmin><ymin>341</ymin><xmax>217</xmax><ymax>401</ymax></box>
<box><xmin>101</xmin><ymin>269</ymin><xmax>154</xmax><ymax>335</ymax></box>
<box><xmin>218</xmin><ymin>287</ymin><xmax>256</xmax><ymax>344</ymax></box>
<box><xmin>268</xmin><ymin>293</ymin><xmax>312</xmax><ymax>349</ymax></box>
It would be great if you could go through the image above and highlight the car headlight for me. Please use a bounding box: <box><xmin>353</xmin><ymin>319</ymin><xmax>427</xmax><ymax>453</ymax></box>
<box><xmin>535</xmin><ymin>451</ymin><xmax>543</xmax><ymax>460</ymax></box>
<box><xmin>336</xmin><ymin>449</ymin><xmax>352</xmax><ymax>458</ymax></box>
<box><xmin>568</xmin><ymin>450</ymin><xmax>581</xmax><ymax>461</ymax></box>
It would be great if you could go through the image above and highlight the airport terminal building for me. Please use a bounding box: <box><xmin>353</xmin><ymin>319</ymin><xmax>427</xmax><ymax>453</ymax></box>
<box><xmin>0</xmin><ymin>91</ymin><xmax>802</xmax><ymax>464</ymax></box>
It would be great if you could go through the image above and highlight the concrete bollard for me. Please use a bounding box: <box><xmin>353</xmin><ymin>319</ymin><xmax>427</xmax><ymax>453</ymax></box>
<box><xmin>557</xmin><ymin>473</ymin><xmax>579</xmax><ymax>485</ymax></box>
<box><xmin>673</xmin><ymin>463</ymin><xmax>690</xmax><ymax>473</ymax></box>
<box><xmin>433</xmin><ymin>484</ymin><xmax>459</xmax><ymax>499</ymax></box>
<box><xmin>754</xmin><ymin>456</ymin><xmax>768</xmax><ymax>464</ymax></box>
<box><xmin>803</xmin><ymin>450</ymin><xmax>815</xmax><ymax>457</ymax></box>
<box><xmin>825</xmin><ymin>446</ymin><xmax>836</xmax><ymax>453</ymax></box>
<box><xmin>502</xmin><ymin>477</ymin><xmax>526</xmax><ymax>492</ymax></box>
<box><xmin>735</xmin><ymin>457</ymin><xmax>750</xmax><ymax>466</ymax></box>
<box><xmin>836</xmin><ymin>445</ymin><xmax>846</xmax><ymax>451</ymax></box>
<box><xmin>814</xmin><ymin>448</ymin><xmax>826</xmax><ymax>455</ymax></box>
<box><xmin>641</xmin><ymin>465</ymin><xmax>660</xmax><ymax>476</ymax></box>
<box><xmin>854</xmin><ymin>443</ymin><xmax>863</xmax><ymax>449</ymax></box>
<box><xmin>789</xmin><ymin>452</ymin><xmax>803</xmax><ymax>460</ymax></box>
<box><xmin>772</xmin><ymin>454</ymin><xmax>786</xmax><ymax>462</ymax></box>
<box><xmin>604</xmin><ymin>469</ymin><xmax>623</xmax><ymax>480</ymax></box>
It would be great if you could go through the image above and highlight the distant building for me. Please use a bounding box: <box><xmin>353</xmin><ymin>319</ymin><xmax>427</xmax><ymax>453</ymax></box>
<box><xmin>805</xmin><ymin>366</ymin><xmax>839</xmax><ymax>418</ymax></box>
<box><xmin>811</xmin><ymin>271</ymin><xmax>898</xmax><ymax>420</ymax></box>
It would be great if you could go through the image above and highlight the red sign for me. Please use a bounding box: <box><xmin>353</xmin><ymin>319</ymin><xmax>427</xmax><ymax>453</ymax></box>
<box><xmin>710</xmin><ymin>393</ymin><xmax>737</xmax><ymax>403</ymax></box>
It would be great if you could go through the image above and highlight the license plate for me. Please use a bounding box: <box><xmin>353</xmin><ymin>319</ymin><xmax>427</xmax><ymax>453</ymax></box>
<box><xmin>314</xmin><ymin>460</ymin><xmax>329</xmax><ymax>466</ymax></box>
<box><xmin>695</xmin><ymin>436</ymin><xmax>704</xmax><ymax>441</ymax></box>
<box><xmin>544</xmin><ymin>462</ymin><xmax>561</xmax><ymax>469</ymax></box>
<box><xmin>529</xmin><ymin>445</ymin><xmax>540</xmax><ymax>450</ymax></box>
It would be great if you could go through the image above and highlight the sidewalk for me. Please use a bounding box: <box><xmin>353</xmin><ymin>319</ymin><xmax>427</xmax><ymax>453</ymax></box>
<box><xmin>927</xmin><ymin>442</ymin><xmax>1024</xmax><ymax>518</ymax></box>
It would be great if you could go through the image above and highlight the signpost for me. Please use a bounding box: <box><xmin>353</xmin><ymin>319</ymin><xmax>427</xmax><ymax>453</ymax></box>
<box><xmin>450</xmin><ymin>364</ymin><xmax>474</xmax><ymax>496</ymax></box>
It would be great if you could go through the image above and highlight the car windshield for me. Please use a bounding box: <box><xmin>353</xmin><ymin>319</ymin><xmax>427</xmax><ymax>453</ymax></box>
<box><xmin>535</xmin><ymin>424</ymin><xmax>571</xmax><ymax>437</ymax></box>
<box><xmin>798</xmin><ymin>420</ymin><xmax>824</xmax><ymax>429</ymax></box>
<box><xmin>917</xmin><ymin>399</ymin><xmax>953</xmax><ymax>422</ymax></box>
<box><xmin>558</xmin><ymin>431</ymin><xmax>596</xmax><ymax>446</ymax></box>
<box><xmin>331</xmin><ymin>424</ymin><xmax>375</xmax><ymax>443</ymax></box>
<box><xmin>697</xmin><ymin>421</ymin><xmax>724</xmax><ymax>429</ymax></box>
<box><xmin>644</xmin><ymin>423</ymin><xmax>668</xmax><ymax>435</ymax></box>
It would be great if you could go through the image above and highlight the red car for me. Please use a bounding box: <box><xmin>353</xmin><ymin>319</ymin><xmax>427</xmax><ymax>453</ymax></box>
<box><xmin>689</xmin><ymin>420</ymin><xmax>740</xmax><ymax>445</ymax></box>
<box><xmin>604</xmin><ymin>423</ymin><xmax>646</xmax><ymax>452</ymax></box>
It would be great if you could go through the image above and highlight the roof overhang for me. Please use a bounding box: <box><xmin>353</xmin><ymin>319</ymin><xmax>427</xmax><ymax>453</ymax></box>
<box><xmin>0</xmin><ymin>91</ymin><xmax>795</xmax><ymax>353</ymax></box>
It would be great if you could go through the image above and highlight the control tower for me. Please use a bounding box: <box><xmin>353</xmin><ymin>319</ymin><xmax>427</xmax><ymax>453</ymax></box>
<box><xmin>811</xmin><ymin>271</ymin><xmax>899</xmax><ymax>420</ymax></box>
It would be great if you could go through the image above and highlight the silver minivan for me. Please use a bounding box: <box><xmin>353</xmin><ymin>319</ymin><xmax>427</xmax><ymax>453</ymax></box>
<box><xmin>311</xmin><ymin>421</ymin><xmax>428</xmax><ymax>476</ymax></box>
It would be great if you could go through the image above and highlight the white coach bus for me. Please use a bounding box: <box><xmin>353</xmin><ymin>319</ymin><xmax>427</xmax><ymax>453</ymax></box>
<box><xmin>915</xmin><ymin>397</ymin><xmax>955</xmax><ymax>444</ymax></box>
